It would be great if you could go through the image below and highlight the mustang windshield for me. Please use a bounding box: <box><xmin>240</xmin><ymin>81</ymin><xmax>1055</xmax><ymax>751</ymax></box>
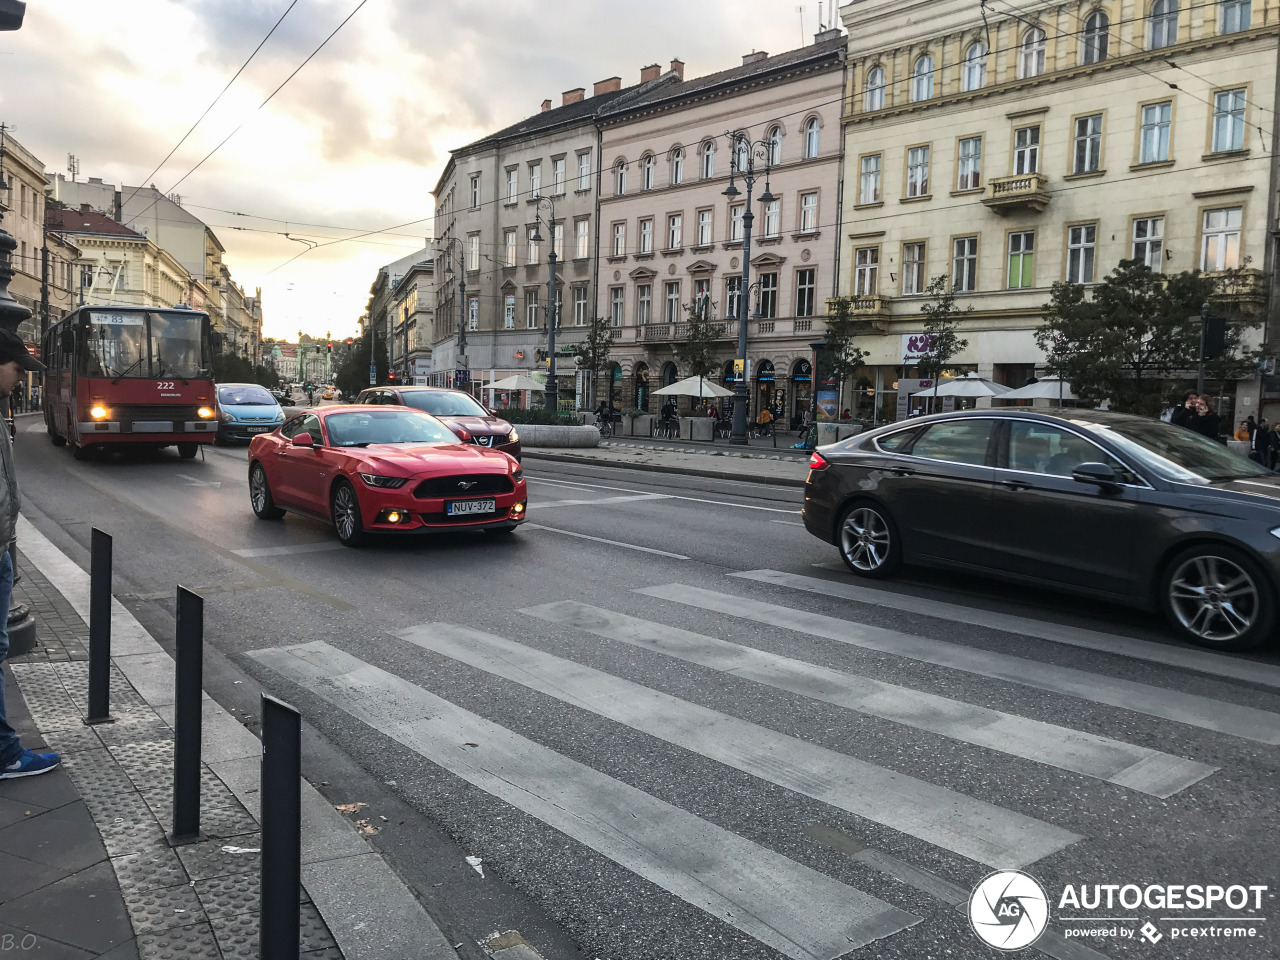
<box><xmin>82</xmin><ymin>310</ymin><xmax>210</xmax><ymax>379</ymax></box>
<box><xmin>325</xmin><ymin>410</ymin><xmax>458</xmax><ymax>447</ymax></box>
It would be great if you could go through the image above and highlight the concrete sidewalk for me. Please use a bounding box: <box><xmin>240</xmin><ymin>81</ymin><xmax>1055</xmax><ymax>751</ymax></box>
<box><xmin>522</xmin><ymin>437</ymin><xmax>813</xmax><ymax>487</ymax></box>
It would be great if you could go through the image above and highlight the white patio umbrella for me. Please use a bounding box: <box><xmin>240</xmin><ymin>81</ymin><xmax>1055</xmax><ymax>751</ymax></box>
<box><xmin>485</xmin><ymin>374</ymin><xmax>545</xmax><ymax>393</ymax></box>
<box><xmin>998</xmin><ymin>376</ymin><xmax>1078</xmax><ymax>402</ymax></box>
<box><xmin>652</xmin><ymin>374</ymin><xmax>734</xmax><ymax>399</ymax></box>
<box><xmin>911</xmin><ymin>372</ymin><xmax>1013</xmax><ymax>399</ymax></box>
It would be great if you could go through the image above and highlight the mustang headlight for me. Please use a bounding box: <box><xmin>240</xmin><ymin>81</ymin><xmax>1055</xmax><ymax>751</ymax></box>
<box><xmin>359</xmin><ymin>473</ymin><xmax>408</xmax><ymax>489</ymax></box>
<box><xmin>512</xmin><ymin>467</ymin><xmax>524</xmax><ymax>482</ymax></box>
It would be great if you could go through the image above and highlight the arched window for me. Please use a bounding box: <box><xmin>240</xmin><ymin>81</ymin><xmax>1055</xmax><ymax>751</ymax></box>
<box><xmin>661</xmin><ymin>361</ymin><xmax>679</xmax><ymax>388</ymax></box>
<box><xmin>671</xmin><ymin>147</ymin><xmax>684</xmax><ymax>185</ymax></box>
<box><xmin>911</xmin><ymin>56</ymin><xmax>934</xmax><ymax>101</ymax></box>
<box><xmin>642</xmin><ymin>154</ymin><xmax>655</xmax><ymax>190</ymax></box>
<box><xmin>1082</xmin><ymin>11</ymin><xmax>1109</xmax><ymax>63</ymax></box>
<box><xmin>804</xmin><ymin>118</ymin><xmax>820</xmax><ymax>158</ymax></box>
<box><xmin>701</xmin><ymin>141</ymin><xmax>715</xmax><ymax>178</ymax></box>
<box><xmin>767</xmin><ymin>126</ymin><xmax>782</xmax><ymax>166</ymax></box>
<box><xmin>865</xmin><ymin>66</ymin><xmax>886</xmax><ymax>111</ymax></box>
<box><xmin>1019</xmin><ymin>28</ymin><xmax>1046</xmax><ymax>78</ymax></box>
<box><xmin>1150</xmin><ymin>0</ymin><xmax>1178</xmax><ymax>48</ymax></box>
<box><xmin>614</xmin><ymin>159</ymin><xmax>626</xmax><ymax>196</ymax></box>
<box><xmin>962</xmin><ymin>42</ymin><xmax>987</xmax><ymax>91</ymax></box>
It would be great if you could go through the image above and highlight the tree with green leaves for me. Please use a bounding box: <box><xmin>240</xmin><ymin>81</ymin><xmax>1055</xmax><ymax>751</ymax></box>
<box><xmin>1036</xmin><ymin>259</ymin><xmax>1261</xmax><ymax>417</ymax></box>
<box><xmin>673</xmin><ymin>292</ymin><xmax>725</xmax><ymax>379</ymax></box>
<box><xmin>334</xmin><ymin>333</ymin><xmax>389</xmax><ymax>400</ymax></box>
<box><xmin>572</xmin><ymin>314</ymin><xmax>616</xmax><ymax>408</ymax></box>
<box><xmin>818</xmin><ymin>295</ymin><xmax>869</xmax><ymax>418</ymax></box>
<box><xmin>212</xmin><ymin>350</ymin><xmax>280</xmax><ymax>388</ymax></box>
<box><xmin>917</xmin><ymin>274</ymin><xmax>972</xmax><ymax>412</ymax></box>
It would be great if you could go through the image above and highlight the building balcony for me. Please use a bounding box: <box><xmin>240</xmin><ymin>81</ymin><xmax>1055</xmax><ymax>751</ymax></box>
<box><xmin>636</xmin><ymin>322</ymin><xmax>734</xmax><ymax>344</ymax></box>
<box><xmin>982</xmin><ymin>174</ymin><xmax>1051</xmax><ymax>214</ymax></box>
<box><xmin>828</xmin><ymin>296</ymin><xmax>892</xmax><ymax>324</ymax></box>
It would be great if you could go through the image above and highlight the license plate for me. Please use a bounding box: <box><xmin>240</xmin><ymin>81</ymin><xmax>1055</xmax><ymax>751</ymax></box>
<box><xmin>446</xmin><ymin>498</ymin><xmax>496</xmax><ymax>516</ymax></box>
<box><xmin>247</xmin><ymin>426</ymin><xmax>270</xmax><ymax>433</ymax></box>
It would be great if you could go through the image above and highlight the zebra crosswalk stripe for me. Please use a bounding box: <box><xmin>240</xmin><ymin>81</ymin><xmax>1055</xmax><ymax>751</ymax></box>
<box><xmin>249</xmin><ymin>641</ymin><xmax>919</xmax><ymax>960</ymax></box>
<box><xmin>396</xmin><ymin>623</ymin><xmax>1082</xmax><ymax>867</ymax></box>
<box><xmin>520</xmin><ymin>600</ymin><xmax>1216</xmax><ymax>798</ymax></box>
<box><xmin>639</xmin><ymin>584</ymin><xmax>1280</xmax><ymax>745</ymax></box>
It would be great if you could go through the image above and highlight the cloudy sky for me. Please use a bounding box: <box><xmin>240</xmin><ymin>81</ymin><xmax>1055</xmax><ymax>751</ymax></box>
<box><xmin>3</xmin><ymin>0</ymin><xmax>833</xmax><ymax>341</ymax></box>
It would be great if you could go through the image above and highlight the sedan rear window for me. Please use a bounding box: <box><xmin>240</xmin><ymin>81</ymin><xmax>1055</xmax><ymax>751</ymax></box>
<box><xmin>908</xmin><ymin>419</ymin><xmax>995</xmax><ymax>466</ymax></box>
<box><xmin>324</xmin><ymin>410</ymin><xmax>458</xmax><ymax>447</ymax></box>
<box><xmin>874</xmin><ymin>428</ymin><xmax>920</xmax><ymax>453</ymax></box>
<box><xmin>400</xmin><ymin>391</ymin><xmax>489</xmax><ymax>417</ymax></box>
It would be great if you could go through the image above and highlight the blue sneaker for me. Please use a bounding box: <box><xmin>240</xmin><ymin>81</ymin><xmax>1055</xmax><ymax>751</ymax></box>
<box><xmin>0</xmin><ymin>749</ymin><xmax>60</xmax><ymax>779</ymax></box>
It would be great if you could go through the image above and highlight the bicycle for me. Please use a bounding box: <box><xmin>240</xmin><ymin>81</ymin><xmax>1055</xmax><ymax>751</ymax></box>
<box><xmin>597</xmin><ymin>416</ymin><xmax>615</xmax><ymax>438</ymax></box>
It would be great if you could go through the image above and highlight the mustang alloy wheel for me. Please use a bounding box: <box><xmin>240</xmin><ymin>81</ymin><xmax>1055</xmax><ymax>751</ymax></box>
<box><xmin>1162</xmin><ymin>546</ymin><xmax>1273</xmax><ymax>651</ymax></box>
<box><xmin>249</xmin><ymin>463</ymin><xmax>284</xmax><ymax>520</ymax></box>
<box><xmin>837</xmin><ymin>503</ymin><xmax>902</xmax><ymax>579</ymax></box>
<box><xmin>331</xmin><ymin>481</ymin><xmax>367</xmax><ymax>548</ymax></box>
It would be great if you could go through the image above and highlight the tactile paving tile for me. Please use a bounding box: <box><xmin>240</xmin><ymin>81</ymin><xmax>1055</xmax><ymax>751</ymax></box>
<box><xmin>300</xmin><ymin>947</ymin><xmax>344</xmax><ymax>960</ymax></box>
<box><xmin>97</xmin><ymin>808</ymin><xmax>170</xmax><ymax>858</ymax></box>
<box><xmin>175</xmin><ymin>835</ymin><xmax>261</xmax><ymax>882</ymax></box>
<box><xmin>209</xmin><ymin>911</ymin><xmax>258</xmax><ymax>959</ymax></box>
<box><xmin>136</xmin><ymin>920</ymin><xmax>223</xmax><ymax>959</ymax></box>
<box><xmin>111</xmin><ymin>847</ymin><xmax>188</xmax><ymax>893</ymax></box>
<box><xmin>96</xmin><ymin>718</ymin><xmax>173</xmax><ymax>747</ymax></box>
<box><xmin>125</xmin><ymin>880</ymin><xmax>206</xmax><ymax>934</ymax></box>
<box><xmin>194</xmin><ymin>873</ymin><xmax>261</xmax><ymax>922</ymax></box>
<box><xmin>298</xmin><ymin>901</ymin><xmax>341</xmax><ymax>954</ymax></box>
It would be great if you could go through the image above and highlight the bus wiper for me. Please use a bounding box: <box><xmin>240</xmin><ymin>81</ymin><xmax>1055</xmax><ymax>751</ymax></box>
<box><xmin>111</xmin><ymin>357</ymin><xmax>146</xmax><ymax>384</ymax></box>
<box><xmin>155</xmin><ymin>358</ymin><xmax>188</xmax><ymax>385</ymax></box>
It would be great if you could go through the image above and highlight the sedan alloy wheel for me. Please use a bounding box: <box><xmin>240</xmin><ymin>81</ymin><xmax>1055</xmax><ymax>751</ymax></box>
<box><xmin>838</xmin><ymin>503</ymin><xmax>901</xmax><ymax>578</ymax></box>
<box><xmin>1163</xmin><ymin>547</ymin><xmax>1272</xmax><ymax>650</ymax></box>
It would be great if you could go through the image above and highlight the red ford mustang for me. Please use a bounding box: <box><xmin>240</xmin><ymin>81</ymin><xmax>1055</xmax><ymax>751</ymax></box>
<box><xmin>247</xmin><ymin>405</ymin><xmax>527</xmax><ymax>547</ymax></box>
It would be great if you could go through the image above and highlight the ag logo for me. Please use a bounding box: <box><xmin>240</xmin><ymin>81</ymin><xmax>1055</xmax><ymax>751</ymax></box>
<box><xmin>969</xmin><ymin>870</ymin><xmax>1050</xmax><ymax>951</ymax></box>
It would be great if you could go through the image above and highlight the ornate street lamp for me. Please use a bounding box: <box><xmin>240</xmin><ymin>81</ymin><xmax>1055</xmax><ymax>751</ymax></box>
<box><xmin>530</xmin><ymin>195</ymin><xmax>560</xmax><ymax>413</ymax></box>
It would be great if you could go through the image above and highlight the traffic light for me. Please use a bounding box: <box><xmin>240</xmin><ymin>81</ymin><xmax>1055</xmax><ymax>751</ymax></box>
<box><xmin>1203</xmin><ymin>316</ymin><xmax>1227</xmax><ymax>360</ymax></box>
<box><xmin>345</xmin><ymin>338</ymin><xmax>354</xmax><ymax>346</ymax></box>
<box><xmin>326</xmin><ymin>341</ymin><xmax>333</xmax><ymax>353</ymax></box>
<box><xmin>387</xmin><ymin>371</ymin><xmax>396</xmax><ymax>381</ymax></box>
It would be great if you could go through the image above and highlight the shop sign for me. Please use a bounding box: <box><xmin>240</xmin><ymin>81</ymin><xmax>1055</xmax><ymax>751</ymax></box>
<box><xmin>901</xmin><ymin>334</ymin><xmax>937</xmax><ymax>364</ymax></box>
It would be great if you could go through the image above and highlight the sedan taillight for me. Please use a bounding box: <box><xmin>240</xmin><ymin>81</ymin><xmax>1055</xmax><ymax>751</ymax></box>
<box><xmin>809</xmin><ymin>451</ymin><xmax>830</xmax><ymax>470</ymax></box>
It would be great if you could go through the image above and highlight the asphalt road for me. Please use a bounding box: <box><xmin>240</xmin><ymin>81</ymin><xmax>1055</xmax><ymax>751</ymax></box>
<box><xmin>16</xmin><ymin>418</ymin><xmax>1280</xmax><ymax>960</ymax></box>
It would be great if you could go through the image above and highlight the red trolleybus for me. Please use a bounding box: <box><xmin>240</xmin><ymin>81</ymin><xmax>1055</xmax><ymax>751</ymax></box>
<box><xmin>42</xmin><ymin>305</ymin><xmax>218</xmax><ymax>459</ymax></box>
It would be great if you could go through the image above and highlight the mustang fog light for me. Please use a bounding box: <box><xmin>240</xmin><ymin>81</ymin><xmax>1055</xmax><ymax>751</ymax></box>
<box><xmin>511</xmin><ymin>501</ymin><xmax>526</xmax><ymax>517</ymax></box>
<box><xmin>90</xmin><ymin>405</ymin><xmax>108</xmax><ymax>420</ymax></box>
<box><xmin>378</xmin><ymin>509</ymin><xmax>409</xmax><ymax>524</ymax></box>
<box><xmin>197</xmin><ymin>406</ymin><xmax>215</xmax><ymax>419</ymax></box>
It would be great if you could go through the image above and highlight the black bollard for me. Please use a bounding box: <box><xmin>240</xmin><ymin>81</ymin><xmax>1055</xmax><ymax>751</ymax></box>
<box><xmin>171</xmin><ymin>586</ymin><xmax>203</xmax><ymax>843</ymax></box>
<box><xmin>259</xmin><ymin>694</ymin><xmax>301</xmax><ymax>960</ymax></box>
<box><xmin>85</xmin><ymin>529</ymin><xmax>112</xmax><ymax>724</ymax></box>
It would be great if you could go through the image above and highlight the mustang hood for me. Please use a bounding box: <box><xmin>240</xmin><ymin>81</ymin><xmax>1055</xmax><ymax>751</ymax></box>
<box><xmin>356</xmin><ymin>443</ymin><xmax>513</xmax><ymax>474</ymax></box>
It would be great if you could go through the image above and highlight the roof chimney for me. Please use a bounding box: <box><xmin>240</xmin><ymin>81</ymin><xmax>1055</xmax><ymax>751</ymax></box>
<box><xmin>742</xmin><ymin>50</ymin><xmax>769</xmax><ymax>65</ymax></box>
<box><xmin>562</xmin><ymin>87</ymin><xmax>586</xmax><ymax>106</ymax></box>
<box><xmin>541</xmin><ymin>98</ymin><xmax>552</xmax><ymax>113</ymax></box>
<box><xmin>640</xmin><ymin>63</ymin><xmax>662</xmax><ymax>83</ymax></box>
<box><xmin>593</xmin><ymin>76</ymin><xmax>622</xmax><ymax>96</ymax></box>
<box><xmin>669</xmin><ymin>58</ymin><xmax>685</xmax><ymax>79</ymax></box>
<box><xmin>814</xmin><ymin>27</ymin><xmax>842</xmax><ymax>43</ymax></box>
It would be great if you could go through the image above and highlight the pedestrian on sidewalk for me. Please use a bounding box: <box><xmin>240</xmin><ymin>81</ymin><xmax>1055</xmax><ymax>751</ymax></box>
<box><xmin>0</xmin><ymin>331</ymin><xmax>59</xmax><ymax>779</ymax></box>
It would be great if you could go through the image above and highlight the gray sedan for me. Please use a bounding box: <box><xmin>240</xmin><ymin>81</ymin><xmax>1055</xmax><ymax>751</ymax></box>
<box><xmin>802</xmin><ymin>408</ymin><xmax>1280</xmax><ymax>651</ymax></box>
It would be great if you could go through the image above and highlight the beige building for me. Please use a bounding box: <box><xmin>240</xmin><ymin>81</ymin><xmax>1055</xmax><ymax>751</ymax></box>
<box><xmin>388</xmin><ymin>257</ymin><xmax>435</xmax><ymax>382</ymax></box>
<box><xmin>50</xmin><ymin>206</ymin><xmax>191</xmax><ymax>310</ymax></box>
<box><xmin>838</xmin><ymin>0</ymin><xmax>1277</xmax><ymax>421</ymax></box>
<box><xmin>597</xmin><ymin>35</ymin><xmax>846</xmax><ymax>421</ymax></box>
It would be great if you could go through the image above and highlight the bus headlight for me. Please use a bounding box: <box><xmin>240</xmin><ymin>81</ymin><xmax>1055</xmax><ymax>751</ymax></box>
<box><xmin>90</xmin><ymin>405</ymin><xmax>108</xmax><ymax>420</ymax></box>
<box><xmin>197</xmin><ymin>406</ymin><xmax>214</xmax><ymax>419</ymax></box>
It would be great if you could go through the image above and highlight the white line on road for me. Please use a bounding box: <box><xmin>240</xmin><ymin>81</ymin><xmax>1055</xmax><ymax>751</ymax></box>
<box><xmin>769</xmin><ymin>519</ymin><xmax>805</xmax><ymax>526</ymax></box>
<box><xmin>734</xmin><ymin>569</ymin><xmax>1280</xmax><ymax>691</ymax></box>
<box><xmin>232</xmin><ymin>542</ymin><xmax>345</xmax><ymax>558</ymax></box>
<box><xmin>522</xmin><ymin>523</ymin><xmax>689</xmax><ymax>559</ymax></box>
<box><xmin>526</xmin><ymin>493</ymin><xmax>673</xmax><ymax>509</ymax></box>
<box><xmin>639</xmin><ymin>584</ymin><xmax>1280</xmax><ymax>745</ymax></box>
<box><xmin>527</xmin><ymin>475</ymin><xmax>798</xmax><ymax>513</ymax></box>
<box><xmin>251</xmin><ymin>640</ymin><xmax>919</xmax><ymax>959</ymax></box>
<box><xmin>176</xmin><ymin>473</ymin><xmax>222</xmax><ymax>488</ymax></box>
<box><xmin>520</xmin><ymin>601</ymin><xmax>1215</xmax><ymax>798</ymax></box>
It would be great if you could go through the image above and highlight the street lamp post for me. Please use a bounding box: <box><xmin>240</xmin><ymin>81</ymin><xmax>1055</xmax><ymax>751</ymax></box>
<box><xmin>531</xmin><ymin>196</ymin><xmax>560</xmax><ymax>412</ymax></box>
<box><xmin>438</xmin><ymin>238</ymin><xmax>468</xmax><ymax>388</ymax></box>
<box><xmin>722</xmin><ymin>132</ymin><xmax>775</xmax><ymax>445</ymax></box>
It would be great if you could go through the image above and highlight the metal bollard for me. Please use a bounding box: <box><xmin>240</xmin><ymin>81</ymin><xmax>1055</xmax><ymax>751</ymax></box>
<box><xmin>85</xmin><ymin>529</ymin><xmax>112</xmax><ymax>724</ymax></box>
<box><xmin>259</xmin><ymin>694</ymin><xmax>301</xmax><ymax>960</ymax></box>
<box><xmin>171</xmin><ymin>586</ymin><xmax>203</xmax><ymax>843</ymax></box>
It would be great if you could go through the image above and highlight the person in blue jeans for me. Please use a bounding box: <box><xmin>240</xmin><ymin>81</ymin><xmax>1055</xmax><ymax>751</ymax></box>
<box><xmin>0</xmin><ymin>330</ymin><xmax>58</xmax><ymax>779</ymax></box>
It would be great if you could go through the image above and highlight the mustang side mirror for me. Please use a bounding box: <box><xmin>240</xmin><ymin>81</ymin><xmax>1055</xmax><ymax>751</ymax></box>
<box><xmin>291</xmin><ymin>432</ymin><xmax>315</xmax><ymax>447</ymax></box>
<box><xmin>1071</xmin><ymin>462</ymin><xmax>1120</xmax><ymax>492</ymax></box>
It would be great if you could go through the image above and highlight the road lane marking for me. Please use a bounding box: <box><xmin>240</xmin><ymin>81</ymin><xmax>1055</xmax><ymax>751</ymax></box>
<box><xmin>522</xmin><ymin>523</ymin><xmax>689</xmax><ymax>559</ymax></box>
<box><xmin>520</xmin><ymin>601</ymin><xmax>1215</xmax><ymax>798</ymax></box>
<box><xmin>527</xmin><ymin>476</ymin><xmax>798</xmax><ymax>514</ymax></box>
<box><xmin>769</xmin><ymin>519</ymin><xmax>804</xmax><ymax>526</ymax></box>
<box><xmin>176</xmin><ymin>473</ymin><xmax>221</xmax><ymax>488</ymax></box>
<box><xmin>639</xmin><ymin>584</ymin><xmax>1280</xmax><ymax>745</ymax></box>
<box><xmin>526</xmin><ymin>493</ymin><xmax>673</xmax><ymax>509</ymax></box>
<box><xmin>232</xmin><ymin>542</ymin><xmax>345</xmax><ymax>558</ymax></box>
<box><xmin>735</xmin><ymin>569</ymin><xmax>1280</xmax><ymax>691</ymax></box>
<box><xmin>250</xmin><ymin>640</ymin><xmax>919</xmax><ymax>959</ymax></box>
<box><xmin>398</xmin><ymin>623</ymin><xmax>1082</xmax><ymax>867</ymax></box>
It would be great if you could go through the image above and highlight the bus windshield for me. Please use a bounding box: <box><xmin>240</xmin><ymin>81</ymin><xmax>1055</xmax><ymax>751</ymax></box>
<box><xmin>82</xmin><ymin>310</ymin><xmax>209</xmax><ymax>380</ymax></box>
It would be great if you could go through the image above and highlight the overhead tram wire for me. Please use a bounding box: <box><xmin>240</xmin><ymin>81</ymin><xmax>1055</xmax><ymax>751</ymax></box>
<box><xmin>121</xmin><ymin>0</ymin><xmax>301</xmax><ymax>210</ymax></box>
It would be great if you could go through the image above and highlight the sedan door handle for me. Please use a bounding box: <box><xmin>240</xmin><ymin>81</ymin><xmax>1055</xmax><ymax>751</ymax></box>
<box><xmin>888</xmin><ymin>467</ymin><xmax>915</xmax><ymax>477</ymax></box>
<box><xmin>999</xmin><ymin>479</ymin><xmax>1032</xmax><ymax>491</ymax></box>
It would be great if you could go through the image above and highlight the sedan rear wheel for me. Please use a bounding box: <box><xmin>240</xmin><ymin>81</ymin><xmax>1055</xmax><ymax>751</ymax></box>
<box><xmin>838</xmin><ymin>502</ymin><xmax>902</xmax><ymax>579</ymax></box>
<box><xmin>249</xmin><ymin>463</ymin><xmax>285</xmax><ymax>520</ymax></box>
<box><xmin>1161</xmin><ymin>545</ymin><xmax>1274</xmax><ymax>651</ymax></box>
<box><xmin>331</xmin><ymin>481</ymin><xmax>367</xmax><ymax>548</ymax></box>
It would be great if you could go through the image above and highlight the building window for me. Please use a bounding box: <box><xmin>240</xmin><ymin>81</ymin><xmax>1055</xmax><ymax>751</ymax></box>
<box><xmin>953</xmin><ymin>236</ymin><xmax>978</xmax><ymax>292</ymax></box>
<box><xmin>1019</xmin><ymin>28</ymin><xmax>1046</xmax><ymax>78</ymax></box>
<box><xmin>800</xmin><ymin>192</ymin><xmax>818</xmax><ymax>232</ymax></box>
<box><xmin>529</xmin><ymin>161</ymin><xmax>542</xmax><ymax>198</ymax></box>
<box><xmin>504</xmin><ymin>229</ymin><xmax>517</xmax><ymax>267</ymax></box>
<box><xmin>614</xmin><ymin>160</ymin><xmax>626</xmax><ymax>195</ymax></box>
<box><xmin>1151</xmin><ymin>0</ymin><xmax>1178</xmax><ymax>48</ymax></box>
<box><xmin>667</xmin><ymin>213</ymin><xmax>683</xmax><ymax>249</ymax></box>
<box><xmin>693</xmin><ymin>278</ymin><xmax>712</xmax><ymax>316</ymax></box>
<box><xmin>697</xmin><ymin>209</ymin><xmax>713</xmax><ymax>245</ymax></box>
<box><xmin>1073</xmin><ymin>114</ymin><xmax>1103</xmax><ymax>173</ymax></box>
<box><xmin>854</xmin><ymin>247</ymin><xmax>879</xmax><ymax>296</ymax></box>
<box><xmin>504</xmin><ymin>294</ymin><xmax>515</xmax><ymax>330</ymax></box>
<box><xmin>664</xmin><ymin>281</ymin><xmax>681</xmax><ymax>323</ymax></box>
<box><xmin>1213</xmin><ymin>88</ymin><xmax>1247</xmax><ymax>152</ymax></box>
<box><xmin>758</xmin><ymin>273</ymin><xmax>778</xmax><ymax>319</ymax></box>
<box><xmin>907</xmin><ymin>145</ymin><xmax>930</xmax><ymax>197</ymax></box>
<box><xmin>468</xmin><ymin>234</ymin><xmax>480</xmax><ymax>271</ymax></box>
<box><xmin>637</xmin><ymin>284</ymin><xmax>652</xmax><ymax>324</ymax></box>
<box><xmin>795</xmin><ymin>268</ymin><xmax>815</xmax><ymax>317</ymax></box>
<box><xmin>610</xmin><ymin>287</ymin><xmax>625</xmax><ymax>326</ymax></box>
<box><xmin>526</xmin><ymin>292</ymin><xmax>539</xmax><ymax>329</ymax></box>
<box><xmin>671</xmin><ymin>147</ymin><xmax>684</xmax><ymax>185</ymax></box>
<box><xmin>734</xmin><ymin>134</ymin><xmax>749</xmax><ymax>171</ymax></box>
<box><xmin>468</xmin><ymin>296</ymin><xmax>479</xmax><ymax>331</ymax></box>
<box><xmin>527</xmin><ymin>226</ymin><xmax>540</xmax><ymax>264</ymax></box>
<box><xmin>1202</xmin><ymin>207</ymin><xmax>1242</xmax><ymax>270</ymax></box>
<box><xmin>902</xmin><ymin>242</ymin><xmax>926</xmax><ymax>295</ymax></box>
<box><xmin>763</xmin><ymin>199</ymin><xmax>781</xmax><ymax>237</ymax></box>
<box><xmin>726</xmin><ymin>276</ymin><xmax>741</xmax><ymax>319</ymax></box>
<box><xmin>552</xmin><ymin>157</ymin><xmax>566</xmax><ymax>195</ymax></box>
<box><xmin>1014</xmin><ymin>126</ymin><xmax>1040</xmax><ymax>174</ymax></box>
<box><xmin>1008</xmin><ymin>231</ymin><xmax>1036</xmax><ymax>288</ymax></box>
<box><xmin>1083</xmin><ymin>11</ymin><xmax>1109</xmax><ymax>63</ymax></box>
<box><xmin>957</xmin><ymin>137</ymin><xmax>982</xmax><ymax>190</ymax></box>
<box><xmin>577</xmin><ymin>152</ymin><xmax>591</xmax><ymax>191</ymax></box>
<box><xmin>767</xmin><ymin>127</ymin><xmax>782</xmax><ymax>166</ymax></box>
<box><xmin>469</xmin><ymin>174</ymin><xmax>480</xmax><ymax>209</ymax></box>
<box><xmin>804</xmin><ymin>118</ymin><xmax>820</xmax><ymax>159</ymax></box>
<box><xmin>865</xmin><ymin>66</ymin><xmax>886</xmax><ymax>111</ymax></box>
<box><xmin>551</xmin><ymin>222</ymin><xmax>563</xmax><ymax>259</ymax></box>
<box><xmin>639</xmin><ymin>218</ymin><xmax>653</xmax><ymax>253</ymax></box>
<box><xmin>1139</xmin><ymin>101</ymin><xmax>1172</xmax><ymax>163</ymax></box>
<box><xmin>963</xmin><ymin>42</ymin><xmax>987</xmax><ymax>91</ymax></box>
<box><xmin>730</xmin><ymin>204</ymin><xmax>744</xmax><ymax>241</ymax></box>
<box><xmin>1223</xmin><ymin>0</ymin><xmax>1251</xmax><ymax>33</ymax></box>
<box><xmin>573</xmin><ymin>286</ymin><xmax>589</xmax><ymax>326</ymax></box>
<box><xmin>1067</xmin><ymin>224</ymin><xmax>1097</xmax><ymax>283</ymax></box>
<box><xmin>506</xmin><ymin>167</ymin><xmax>518</xmax><ymax>203</ymax></box>
<box><xmin>642</xmin><ymin>154</ymin><xmax>655</xmax><ymax>190</ymax></box>
<box><xmin>911</xmin><ymin>56</ymin><xmax>934</xmax><ymax>101</ymax></box>
<box><xmin>612</xmin><ymin>222</ymin><xmax>626</xmax><ymax>257</ymax></box>
<box><xmin>860</xmin><ymin>154</ymin><xmax>881</xmax><ymax>204</ymax></box>
<box><xmin>1133</xmin><ymin>217</ymin><xmax>1164</xmax><ymax>270</ymax></box>
<box><xmin>701</xmin><ymin>141</ymin><xmax>715</xmax><ymax>179</ymax></box>
<box><xmin>575</xmin><ymin>219</ymin><xmax>590</xmax><ymax>259</ymax></box>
